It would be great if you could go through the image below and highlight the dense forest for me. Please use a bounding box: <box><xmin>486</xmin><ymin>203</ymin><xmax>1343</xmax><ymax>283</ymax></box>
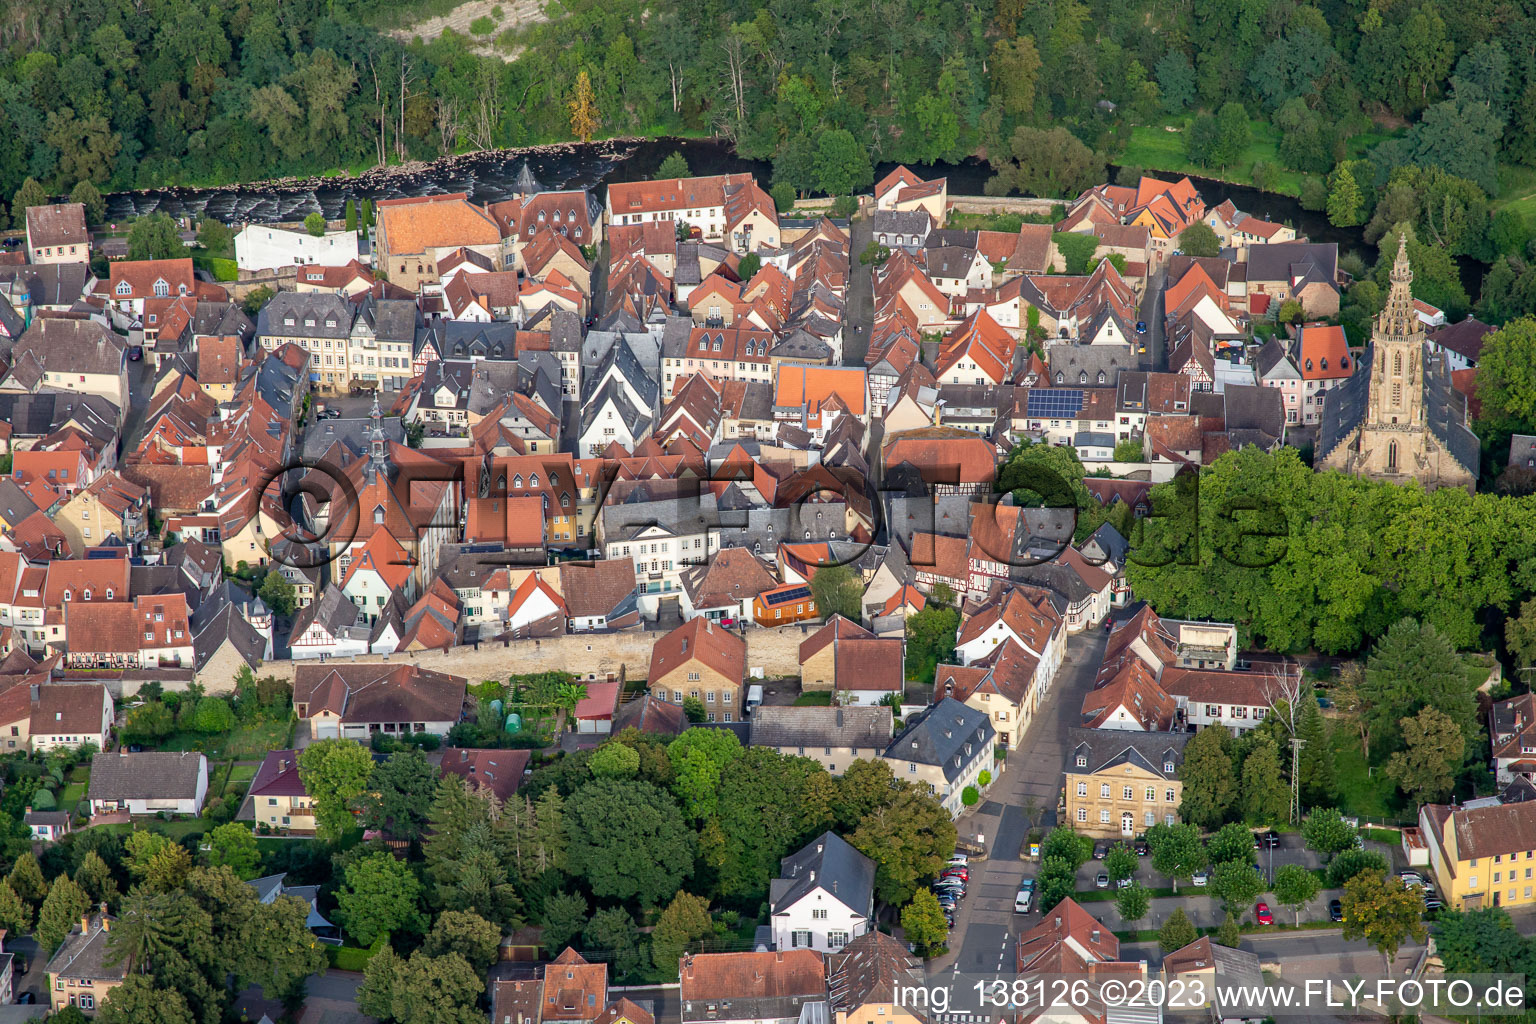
<box><xmin>11</xmin><ymin>0</ymin><xmax>1536</xmax><ymax>319</ymax></box>
<box><xmin>0</xmin><ymin>0</ymin><xmax>1532</xmax><ymax>200</ymax></box>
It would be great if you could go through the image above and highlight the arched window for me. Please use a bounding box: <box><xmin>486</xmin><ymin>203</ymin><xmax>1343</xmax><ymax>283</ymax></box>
<box><xmin>1393</xmin><ymin>352</ymin><xmax>1403</xmax><ymax>375</ymax></box>
<box><xmin>1387</xmin><ymin>441</ymin><xmax>1398</xmax><ymax>472</ymax></box>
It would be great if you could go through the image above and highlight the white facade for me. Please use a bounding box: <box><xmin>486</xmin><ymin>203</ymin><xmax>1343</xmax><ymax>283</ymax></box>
<box><xmin>955</xmin><ymin>620</ymin><xmax>1065</xmax><ymax>701</ymax></box>
<box><xmin>603</xmin><ymin>523</ymin><xmax>719</xmax><ymax>618</ymax></box>
<box><xmin>90</xmin><ymin>755</ymin><xmax>208</xmax><ymax>815</ymax></box>
<box><xmin>771</xmin><ymin>886</ymin><xmax>870</xmax><ymax>953</ymax></box>
<box><xmin>235</xmin><ymin>224</ymin><xmax>362</xmax><ymax>272</ymax></box>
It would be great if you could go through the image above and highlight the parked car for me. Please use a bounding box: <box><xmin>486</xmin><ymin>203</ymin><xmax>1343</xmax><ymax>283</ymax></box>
<box><xmin>1398</xmin><ymin>871</ymin><xmax>1425</xmax><ymax>886</ymax></box>
<box><xmin>1019</xmin><ymin>877</ymin><xmax>1036</xmax><ymax>891</ymax></box>
<box><xmin>1255</xmin><ymin>902</ymin><xmax>1273</xmax><ymax>925</ymax></box>
<box><xmin>1260</xmin><ymin>831</ymin><xmax>1281</xmax><ymax>849</ymax></box>
<box><xmin>1136</xmin><ymin>321</ymin><xmax>1147</xmax><ymax>334</ymax></box>
<box><xmin>942</xmin><ymin>867</ymin><xmax>969</xmax><ymax>882</ymax></box>
<box><xmin>1134</xmin><ymin>839</ymin><xmax>1150</xmax><ymax>856</ymax></box>
<box><xmin>1116</xmin><ymin>876</ymin><xmax>1133</xmax><ymax>889</ymax></box>
<box><xmin>1328</xmin><ymin>899</ymin><xmax>1343</xmax><ymax>922</ymax></box>
<box><xmin>1015</xmin><ymin>888</ymin><xmax>1034</xmax><ymax>913</ymax></box>
<box><xmin>1093</xmin><ymin>842</ymin><xmax>1109</xmax><ymax>859</ymax></box>
<box><xmin>127</xmin><ymin>346</ymin><xmax>143</xmax><ymax>362</ymax></box>
<box><xmin>1192</xmin><ymin>870</ymin><xmax>1209</xmax><ymax>887</ymax></box>
<box><xmin>948</xmin><ymin>855</ymin><xmax>970</xmax><ymax>868</ymax></box>
<box><xmin>1095</xmin><ymin>873</ymin><xmax>1110</xmax><ymax>889</ymax></box>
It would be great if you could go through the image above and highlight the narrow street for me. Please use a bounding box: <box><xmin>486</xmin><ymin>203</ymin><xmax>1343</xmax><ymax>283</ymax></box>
<box><xmin>928</xmin><ymin>624</ymin><xmax>1110</xmax><ymax>977</ymax></box>
<box><xmin>843</xmin><ymin>209</ymin><xmax>874</xmax><ymax>367</ymax></box>
<box><xmin>1138</xmin><ymin>268</ymin><xmax>1166</xmax><ymax>373</ymax></box>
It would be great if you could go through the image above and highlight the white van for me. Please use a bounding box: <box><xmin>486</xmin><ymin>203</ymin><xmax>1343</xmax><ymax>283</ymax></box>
<box><xmin>745</xmin><ymin>685</ymin><xmax>764</xmax><ymax>715</ymax></box>
<box><xmin>1014</xmin><ymin>888</ymin><xmax>1033</xmax><ymax>913</ymax></box>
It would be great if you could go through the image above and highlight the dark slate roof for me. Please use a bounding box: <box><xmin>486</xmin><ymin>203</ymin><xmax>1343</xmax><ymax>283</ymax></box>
<box><xmin>548</xmin><ymin>309</ymin><xmax>584</xmax><ymax>353</ymax></box>
<box><xmin>301</xmin><ymin>415</ymin><xmax>406</xmax><ymax>462</ymax></box>
<box><xmin>1048</xmin><ymin>345</ymin><xmax>1135</xmax><ymax>387</ymax></box>
<box><xmin>191</xmin><ymin>581</ymin><xmax>269</xmax><ymax>670</ymax></box>
<box><xmin>1245</xmin><ymin>241</ymin><xmax>1338</xmax><ymax>288</ymax></box>
<box><xmin>415</xmin><ymin>321</ymin><xmax>519</xmax><ymax>362</ymax></box>
<box><xmin>1316</xmin><ymin>349</ymin><xmax>1372</xmax><ymax>463</ymax></box>
<box><xmin>0</xmin><ymin>296</ymin><xmax>23</xmax><ymax>339</ymax></box>
<box><xmin>0</xmin><ymin>389</ymin><xmax>118</xmax><ymax>444</ymax></box>
<box><xmin>87</xmin><ymin>751</ymin><xmax>205</xmax><ymax>801</ymax></box>
<box><xmin>256</xmin><ymin>291</ymin><xmax>352</xmax><ymax>341</ymax></box>
<box><xmin>1317</xmin><ymin>344</ymin><xmax>1478</xmax><ymax>476</ymax></box>
<box><xmin>770</xmin><ymin>328</ymin><xmax>833</xmax><ymax>362</ymax></box>
<box><xmin>883</xmin><ymin>697</ymin><xmax>995</xmax><ymax>782</ymax></box>
<box><xmin>354</xmin><ymin>294</ymin><xmax>418</xmax><ymax>344</ymax></box>
<box><xmin>750</xmin><ymin>706</ymin><xmax>893</xmax><ymax>750</ymax></box>
<box><xmin>1222</xmin><ymin>383</ymin><xmax>1284</xmax><ymax>445</ymax></box>
<box><xmin>1067</xmin><ymin>727</ymin><xmax>1190</xmax><ymax>777</ymax></box>
<box><xmin>1429</xmin><ymin>317</ymin><xmax>1494</xmax><ymax>363</ymax></box>
<box><xmin>1254</xmin><ymin>337</ymin><xmax>1294</xmax><ymax>377</ymax></box>
<box><xmin>581</xmin><ymin>332</ymin><xmax>659</xmax><ymax>409</ymax></box>
<box><xmin>1082</xmin><ymin>522</ymin><xmax>1129</xmax><ymax>567</ymax></box>
<box><xmin>290</xmin><ymin>583</ymin><xmax>360</xmax><ymax>638</ymax></box>
<box><xmin>869</xmin><ymin>210</ymin><xmax>932</xmax><ymax>240</ymax></box>
<box><xmin>1424</xmin><ymin>351</ymin><xmax>1481</xmax><ymax>475</ymax></box>
<box><xmin>0</xmin><ymin>263</ymin><xmax>90</xmax><ymax>307</ymax></box>
<box><xmin>770</xmin><ymin>831</ymin><xmax>876</xmax><ymax>914</ymax></box>
<box><xmin>579</xmin><ymin>377</ymin><xmax>654</xmax><ymax>441</ymax></box>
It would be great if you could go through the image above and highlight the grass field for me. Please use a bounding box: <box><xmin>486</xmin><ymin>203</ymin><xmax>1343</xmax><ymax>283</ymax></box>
<box><xmin>160</xmin><ymin>719</ymin><xmax>295</xmax><ymax>760</ymax></box>
<box><xmin>1327</xmin><ymin>728</ymin><xmax>1399</xmax><ymax>822</ymax></box>
<box><xmin>1120</xmin><ymin>119</ymin><xmax>1393</xmax><ymax>199</ymax></box>
<box><xmin>792</xmin><ymin>692</ymin><xmax>833</xmax><ymax>707</ymax></box>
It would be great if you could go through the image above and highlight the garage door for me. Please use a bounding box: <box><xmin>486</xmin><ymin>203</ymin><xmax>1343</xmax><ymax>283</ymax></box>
<box><xmin>315</xmin><ymin>721</ymin><xmax>339</xmax><ymax>740</ymax></box>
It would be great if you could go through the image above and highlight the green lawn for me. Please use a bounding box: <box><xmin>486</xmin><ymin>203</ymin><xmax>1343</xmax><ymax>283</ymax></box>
<box><xmin>1494</xmin><ymin>163</ymin><xmax>1536</xmax><ymax>221</ymax></box>
<box><xmin>160</xmin><ymin>719</ymin><xmax>295</xmax><ymax>760</ymax></box>
<box><xmin>1120</xmin><ymin>119</ymin><xmax>1394</xmax><ymax>200</ymax></box>
<box><xmin>60</xmin><ymin>782</ymin><xmax>86</xmax><ymax>806</ymax></box>
<box><xmin>228</xmin><ymin>764</ymin><xmax>257</xmax><ymax>784</ymax></box>
<box><xmin>1121</xmin><ymin>120</ymin><xmax>1304</xmax><ymax>196</ymax></box>
<box><xmin>1327</xmin><ymin>728</ymin><xmax>1399</xmax><ymax>822</ymax></box>
<box><xmin>792</xmin><ymin>691</ymin><xmax>833</xmax><ymax>707</ymax></box>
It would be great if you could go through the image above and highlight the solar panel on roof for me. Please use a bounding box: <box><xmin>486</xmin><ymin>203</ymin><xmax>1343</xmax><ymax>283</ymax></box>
<box><xmin>1026</xmin><ymin>389</ymin><xmax>1085</xmax><ymax>417</ymax></box>
<box><xmin>765</xmin><ymin>585</ymin><xmax>812</xmax><ymax>606</ymax></box>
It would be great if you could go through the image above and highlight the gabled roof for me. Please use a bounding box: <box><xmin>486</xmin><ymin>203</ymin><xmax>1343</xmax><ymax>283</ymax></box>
<box><xmin>770</xmin><ymin>831</ymin><xmax>874</xmax><ymax>914</ymax></box>
<box><xmin>647</xmin><ymin>616</ymin><xmax>746</xmax><ymax>685</ymax></box>
<box><xmin>376</xmin><ymin>192</ymin><xmax>500</xmax><ymax>253</ymax></box>
<box><xmin>87</xmin><ymin>750</ymin><xmax>204</xmax><ymax>800</ymax></box>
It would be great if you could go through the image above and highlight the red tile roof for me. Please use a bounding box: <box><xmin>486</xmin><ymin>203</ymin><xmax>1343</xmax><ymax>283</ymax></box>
<box><xmin>648</xmin><ymin>616</ymin><xmax>746</xmax><ymax>686</ymax></box>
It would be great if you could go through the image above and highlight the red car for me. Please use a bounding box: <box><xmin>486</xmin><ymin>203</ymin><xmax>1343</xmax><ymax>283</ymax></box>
<box><xmin>1254</xmin><ymin>902</ymin><xmax>1273</xmax><ymax>925</ymax></box>
<box><xmin>942</xmin><ymin>867</ymin><xmax>969</xmax><ymax>882</ymax></box>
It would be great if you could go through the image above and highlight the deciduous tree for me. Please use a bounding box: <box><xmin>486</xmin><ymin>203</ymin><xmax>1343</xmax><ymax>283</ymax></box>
<box><xmin>1387</xmin><ymin>706</ymin><xmax>1465</xmax><ymax>802</ymax></box>
<box><xmin>810</xmin><ymin>564</ymin><xmax>863</xmax><ymax>622</ymax></box>
<box><xmin>902</xmin><ymin>888</ymin><xmax>949</xmax><ymax>956</ymax></box>
<box><xmin>565</xmin><ymin>778</ymin><xmax>693</xmax><ymax>906</ymax></box>
<box><xmin>335</xmin><ymin>851</ymin><xmax>425</xmax><ymax>947</ymax></box>
<box><xmin>298</xmin><ymin>738</ymin><xmax>376</xmax><ymax>840</ymax></box>
<box><xmin>1342</xmin><ymin>871</ymin><xmax>1428</xmax><ymax>969</ymax></box>
<box><xmin>1273</xmin><ymin>863</ymin><xmax>1321</xmax><ymax>925</ymax></box>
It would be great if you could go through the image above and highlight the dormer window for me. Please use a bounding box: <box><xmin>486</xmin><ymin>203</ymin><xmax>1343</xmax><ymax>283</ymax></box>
<box><xmin>1163</xmin><ymin>760</ymin><xmax>1175</xmax><ymax>773</ymax></box>
<box><xmin>106</xmin><ymin>588</ymin><xmax>113</xmax><ymax>599</ymax></box>
<box><xmin>62</xmin><ymin>590</ymin><xmax>71</xmax><ymax>601</ymax></box>
<box><xmin>1098</xmin><ymin>371</ymin><xmax>1106</xmax><ymax>384</ymax></box>
<box><xmin>115</xmin><ymin>281</ymin><xmax>131</xmax><ymax>295</ymax></box>
<box><xmin>1076</xmin><ymin>754</ymin><xmax>1087</xmax><ymax>766</ymax></box>
<box><xmin>84</xmin><ymin>589</ymin><xmax>92</xmax><ymax>600</ymax></box>
<box><xmin>530</xmin><ymin>473</ymin><xmax>539</xmax><ymax>486</ymax></box>
<box><xmin>513</xmin><ymin>474</ymin><xmax>522</xmax><ymax>488</ymax></box>
<box><xmin>153</xmin><ymin>279</ymin><xmax>170</xmax><ymax>297</ymax></box>
<box><xmin>1079</xmin><ymin>371</ymin><xmax>1088</xmax><ymax>384</ymax></box>
<box><xmin>373</xmin><ymin>505</ymin><xmax>385</xmax><ymax>524</ymax></box>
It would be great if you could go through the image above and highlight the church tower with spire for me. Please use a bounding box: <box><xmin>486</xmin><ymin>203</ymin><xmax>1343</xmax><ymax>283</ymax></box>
<box><xmin>1317</xmin><ymin>234</ymin><xmax>1477</xmax><ymax>491</ymax></box>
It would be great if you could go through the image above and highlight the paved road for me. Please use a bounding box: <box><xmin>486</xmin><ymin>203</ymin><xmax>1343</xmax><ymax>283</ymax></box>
<box><xmin>117</xmin><ymin>351</ymin><xmax>158</xmax><ymax>457</ymax></box>
<box><xmin>844</xmin><ymin>211</ymin><xmax>874</xmax><ymax>367</ymax></box>
<box><xmin>929</xmin><ymin>624</ymin><xmax>1110</xmax><ymax>976</ymax></box>
<box><xmin>1137</xmin><ymin>269</ymin><xmax>1165</xmax><ymax>373</ymax></box>
<box><xmin>300</xmin><ymin>971</ymin><xmax>375</xmax><ymax>1024</ymax></box>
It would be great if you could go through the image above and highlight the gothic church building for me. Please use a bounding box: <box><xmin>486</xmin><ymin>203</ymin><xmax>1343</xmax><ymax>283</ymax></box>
<box><xmin>1317</xmin><ymin>236</ymin><xmax>1478</xmax><ymax>492</ymax></box>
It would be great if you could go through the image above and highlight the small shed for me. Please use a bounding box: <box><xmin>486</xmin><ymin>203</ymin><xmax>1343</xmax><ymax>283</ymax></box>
<box><xmin>574</xmin><ymin>681</ymin><xmax>622</xmax><ymax>734</ymax></box>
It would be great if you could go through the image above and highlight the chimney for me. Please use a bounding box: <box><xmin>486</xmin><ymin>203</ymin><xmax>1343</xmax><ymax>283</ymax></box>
<box><xmin>80</xmin><ymin>913</ymin><xmax>90</xmax><ymax>934</ymax></box>
<box><xmin>100</xmin><ymin>903</ymin><xmax>110</xmax><ymax>931</ymax></box>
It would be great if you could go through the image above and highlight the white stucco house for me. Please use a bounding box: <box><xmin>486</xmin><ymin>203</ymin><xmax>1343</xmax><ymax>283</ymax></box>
<box><xmin>769</xmin><ymin>831</ymin><xmax>875</xmax><ymax>953</ymax></box>
<box><xmin>235</xmin><ymin>223</ymin><xmax>363</xmax><ymax>273</ymax></box>
<box><xmin>87</xmin><ymin>751</ymin><xmax>208</xmax><ymax>816</ymax></box>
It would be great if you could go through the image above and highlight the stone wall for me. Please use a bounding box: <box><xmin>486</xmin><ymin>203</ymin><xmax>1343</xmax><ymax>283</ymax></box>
<box><xmin>947</xmin><ymin>195</ymin><xmax>1064</xmax><ymax>217</ymax></box>
<box><xmin>241</xmin><ymin>623</ymin><xmax>817</xmax><ymax>687</ymax></box>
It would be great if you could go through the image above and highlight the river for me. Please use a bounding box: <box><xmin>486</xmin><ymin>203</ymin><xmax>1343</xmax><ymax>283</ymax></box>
<box><xmin>104</xmin><ymin>136</ymin><xmax>1446</xmax><ymax>284</ymax></box>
